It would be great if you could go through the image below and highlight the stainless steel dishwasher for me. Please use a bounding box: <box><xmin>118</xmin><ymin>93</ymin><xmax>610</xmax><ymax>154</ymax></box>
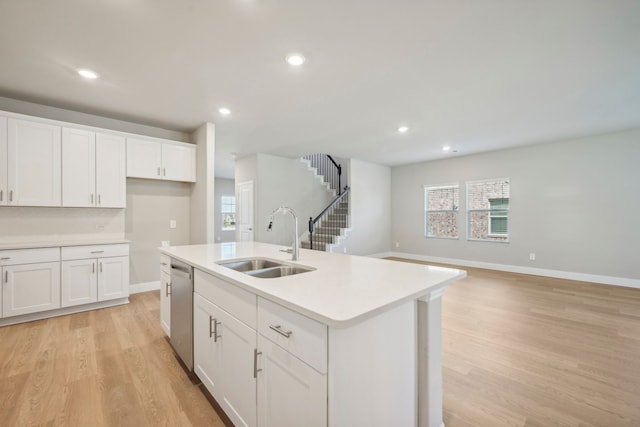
<box><xmin>169</xmin><ymin>258</ymin><xmax>193</xmax><ymax>372</ymax></box>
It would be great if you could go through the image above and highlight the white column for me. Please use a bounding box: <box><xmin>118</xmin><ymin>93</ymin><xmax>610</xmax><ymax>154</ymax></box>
<box><xmin>417</xmin><ymin>286</ymin><xmax>447</xmax><ymax>427</ymax></box>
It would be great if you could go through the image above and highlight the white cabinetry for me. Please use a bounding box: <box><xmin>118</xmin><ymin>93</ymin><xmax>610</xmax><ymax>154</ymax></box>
<box><xmin>62</xmin><ymin>129</ymin><xmax>126</xmax><ymax>208</ymax></box>
<box><xmin>7</xmin><ymin>118</ymin><xmax>61</xmax><ymax>206</ymax></box>
<box><xmin>0</xmin><ymin>116</ymin><xmax>7</xmax><ymax>206</ymax></box>
<box><xmin>61</xmin><ymin>244</ymin><xmax>129</xmax><ymax>307</ymax></box>
<box><xmin>1</xmin><ymin>248</ymin><xmax>61</xmax><ymax>318</ymax></box>
<box><xmin>126</xmin><ymin>137</ymin><xmax>195</xmax><ymax>182</ymax></box>
<box><xmin>256</xmin><ymin>298</ymin><xmax>327</xmax><ymax>427</ymax></box>
<box><xmin>194</xmin><ymin>270</ymin><xmax>257</xmax><ymax>427</ymax></box>
<box><xmin>160</xmin><ymin>254</ymin><xmax>171</xmax><ymax>336</ymax></box>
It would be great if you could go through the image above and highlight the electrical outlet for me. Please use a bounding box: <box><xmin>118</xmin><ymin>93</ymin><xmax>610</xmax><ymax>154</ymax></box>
<box><xmin>395</xmin><ymin>242</ymin><xmax>400</xmax><ymax>248</ymax></box>
<box><xmin>529</xmin><ymin>253</ymin><xmax>536</xmax><ymax>261</ymax></box>
<box><xmin>343</xmin><ymin>248</ymin><xmax>347</xmax><ymax>253</ymax></box>
<box><xmin>161</xmin><ymin>240</ymin><xmax>170</xmax><ymax>247</ymax></box>
<box><xmin>169</xmin><ymin>220</ymin><xmax>177</xmax><ymax>229</ymax></box>
<box><xmin>95</xmin><ymin>224</ymin><xmax>105</xmax><ymax>231</ymax></box>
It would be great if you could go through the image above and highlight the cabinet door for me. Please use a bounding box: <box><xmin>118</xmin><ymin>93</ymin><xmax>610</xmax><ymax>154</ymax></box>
<box><xmin>257</xmin><ymin>336</ymin><xmax>327</xmax><ymax>427</ymax></box>
<box><xmin>160</xmin><ymin>270</ymin><xmax>171</xmax><ymax>336</ymax></box>
<box><xmin>194</xmin><ymin>293</ymin><xmax>224</xmax><ymax>399</ymax></box>
<box><xmin>126</xmin><ymin>137</ymin><xmax>162</xmax><ymax>179</ymax></box>
<box><xmin>97</xmin><ymin>256</ymin><xmax>129</xmax><ymax>301</ymax></box>
<box><xmin>0</xmin><ymin>116</ymin><xmax>7</xmax><ymax>206</ymax></box>
<box><xmin>217</xmin><ymin>307</ymin><xmax>257</xmax><ymax>427</ymax></box>
<box><xmin>62</xmin><ymin>127</ymin><xmax>96</xmax><ymax>207</ymax></box>
<box><xmin>7</xmin><ymin>118</ymin><xmax>61</xmax><ymax>206</ymax></box>
<box><xmin>162</xmin><ymin>143</ymin><xmax>196</xmax><ymax>182</ymax></box>
<box><xmin>2</xmin><ymin>262</ymin><xmax>61</xmax><ymax>317</ymax></box>
<box><xmin>96</xmin><ymin>133</ymin><xmax>126</xmax><ymax>207</ymax></box>
<box><xmin>61</xmin><ymin>259</ymin><xmax>98</xmax><ymax>307</ymax></box>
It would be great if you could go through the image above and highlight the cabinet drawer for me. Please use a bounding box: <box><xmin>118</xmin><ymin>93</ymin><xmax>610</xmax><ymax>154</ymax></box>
<box><xmin>258</xmin><ymin>297</ymin><xmax>327</xmax><ymax>373</ymax></box>
<box><xmin>194</xmin><ymin>269</ymin><xmax>256</xmax><ymax>329</ymax></box>
<box><xmin>160</xmin><ymin>254</ymin><xmax>171</xmax><ymax>274</ymax></box>
<box><xmin>0</xmin><ymin>247</ymin><xmax>60</xmax><ymax>266</ymax></box>
<box><xmin>61</xmin><ymin>244</ymin><xmax>129</xmax><ymax>260</ymax></box>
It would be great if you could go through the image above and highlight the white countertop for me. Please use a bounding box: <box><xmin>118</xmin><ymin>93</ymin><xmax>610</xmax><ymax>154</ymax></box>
<box><xmin>160</xmin><ymin>242</ymin><xmax>466</xmax><ymax>328</ymax></box>
<box><xmin>0</xmin><ymin>239</ymin><xmax>130</xmax><ymax>250</ymax></box>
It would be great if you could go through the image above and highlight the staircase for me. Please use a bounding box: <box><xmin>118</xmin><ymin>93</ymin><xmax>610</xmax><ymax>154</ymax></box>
<box><xmin>300</xmin><ymin>154</ymin><xmax>350</xmax><ymax>252</ymax></box>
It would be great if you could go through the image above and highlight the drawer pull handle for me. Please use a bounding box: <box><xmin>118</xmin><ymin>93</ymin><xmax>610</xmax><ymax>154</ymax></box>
<box><xmin>0</xmin><ymin>189</ymin><xmax>3</xmax><ymax>201</ymax></box>
<box><xmin>209</xmin><ymin>316</ymin><xmax>221</xmax><ymax>342</ymax></box>
<box><xmin>269</xmin><ymin>325</ymin><xmax>292</xmax><ymax>338</ymax></box>
<box><xmin>0</xmin><ymin>257</ymin><xmax>10</xmax><ymax>261</ymax></box>
<box><xmin>253</xmin><ymin>348</ymin><xmax>262</xmax><ymax>378</ymax></box>
<box><xmin>161</xmin><ymin>262</ymin><xmax>168</xmax><ymax>266</ymax></box>
<box><xmin>166</xmin><ymin>281</ymin><xmax>171</xmax><ymax>296</ymax></box>
<box><xmin>91</xmin><ymin>251</ymin><xmax>105</xmax><ymax>254</ymax></box>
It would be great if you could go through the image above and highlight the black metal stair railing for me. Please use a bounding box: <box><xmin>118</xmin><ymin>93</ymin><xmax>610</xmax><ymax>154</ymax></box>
<box><xmin>303</xmin><ymin>154</ymin><xmax>343</xmax><ymax>195</ymax></box>
<box><xmin>308</xmin><ymin>186</ymin><xmax>350</xmax><ymax>250</ymax></box>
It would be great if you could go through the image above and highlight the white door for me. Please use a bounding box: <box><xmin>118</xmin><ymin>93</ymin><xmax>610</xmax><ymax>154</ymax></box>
<box><xmin>257</xmin><ymin>335</ymin><xmax>327</xmax><ymax>427</ymax></box>
<box><xmin>3</xmin><ymin>262</ymin><xmax>61</xmax><ymax>317</ymax></box>
<box><xmin>62</xmin><ymin>127</ymin><xmax>96</xmax><ymax>207</ymax></box>
<box><xmin>162</xmin><ymin>143</ymin><xmax>196</xmax><ymax>182</ymax></box>
<box><xmin>0</xmin><ymin>117</ymin><xmax>7</xmax><ymax>206</ymax></box>
<box><xmin>160</xmin><ymin>270</ymin><xmax>171</xmax><ymax>336</ymax></box>
<box><xmin>194</xmin><ymin>293</ymin><xmax>223</xmax><ymax>399</ymax></box>
<box><xmin>97</xmin><ymin>256</ymin><xmax>130</xmax><ymax>301</ymax></box>
<box><xmin>237</xmin><ymin>181</ymin><xmax>254</xmax><ymax>241</ymax></box>
<box><xmin>61</xmin><ymin>259</ymin><xmax>98</xmax><ymax>307</ymax></box>
<box><xmin>126</xmin><ymin>137</ymin><xmax>162</xmax><ymax>179</ymax></box>
<box><xmin>7</xmin><ymin>118</ymin><xmax>61</xmax><ymax>206</ymax></box>
<box><xmin>218</xmin><ymin>307</ymin><xmax>257</xmax><ymax>427</ymax></box>
<box><xmin>96</xmin><ymin>133</ymin><xmax>126</xmax><ymax>208</ymax></box>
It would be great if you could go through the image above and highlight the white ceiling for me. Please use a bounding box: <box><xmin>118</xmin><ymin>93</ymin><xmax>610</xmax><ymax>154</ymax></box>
<box><xmin>1</xmin><ymin>1</ymin><xmax>639</xmax><ymax>179</ymax></box>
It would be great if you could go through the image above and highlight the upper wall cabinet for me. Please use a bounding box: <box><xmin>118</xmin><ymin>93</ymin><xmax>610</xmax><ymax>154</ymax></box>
<box><xmin>126</xmin><ymin>138</ymin><xmax>196</xmax><ymax>183</ymax></box>
<box><xmin>62</xmin><ymin>128</ymin><xmax>126</xmax><ymax>208</ymax></box>
<box><xmin>7</xmin><ymin>118</ymin><xmax>61</xmax><ymax>207</ymax></box>
<box><xmin>0</xmin><ymin>117</ymin><xmax>7</xmax><ymax>206</ymax></box>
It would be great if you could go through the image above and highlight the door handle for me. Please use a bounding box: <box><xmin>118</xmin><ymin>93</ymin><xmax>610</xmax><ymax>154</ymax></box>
<box><xmin>166</xmin><ymin>281</ymin><xmax>171</xmax><ymax>296</ymax></box>
<box><xmin>248</xmin><ymin>227</ymin><xmax>253</xmax><ymax>231</ymax></box>
<box><xmin>209</xmin><ymin>316</ymin><xmax>221</xmax><ymax>342</ymax></box>
<box><xmin>0</xmin><ymin>189</ymin><xmax>3</xmax><ymax>201</ymax></box>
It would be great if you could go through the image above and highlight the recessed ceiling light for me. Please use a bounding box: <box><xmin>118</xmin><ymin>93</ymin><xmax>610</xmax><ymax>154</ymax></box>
<box><xmin>219</xmin><ymin>107</ymin><xmax>231</xmax><ymax>115</ymax></box>
<box><xmin>77</xmin><ymin>69</ymin><xmax>98</xmax><ymax>80</ymax></box>
<box><xmin>397</xmin><ymin>126</ymin><xmax>409</xmax><ymax>133</ymax></box>
<box><xmin>286</xmin><ymin>53</ymin><xmax>306</xmax><ymax>66</ymax></box>
<box><xmin>442</xmin><ymin>145</ymin><xmax>451</xmax><ymax>152</ymax></box>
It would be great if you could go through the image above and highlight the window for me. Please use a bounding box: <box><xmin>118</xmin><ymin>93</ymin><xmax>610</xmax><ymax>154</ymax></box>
<box><xmin>466</xmin><ymin>178</ymin><xmax>510</xmax><ymax>242</ymax></box>
<box><xmin>221</xmin><ymin>196</ymin><xmax>236</xmax><ymax>231</ymax></box>
<box><xmin>424</xmin><ymin>184</ymin><xmax>459</xmax><ymax>239</ymax></box>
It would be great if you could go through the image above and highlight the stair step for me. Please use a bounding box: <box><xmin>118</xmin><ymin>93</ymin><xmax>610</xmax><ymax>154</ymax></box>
<box><xmin>313</xmin><ymin>227</ymin><xmax>342</xmax><ymax>236</ymax></box>
<box><xmin>301</xmin><ymin>241</ymin><xmax>327</xmax><ymax>251</ymax></box>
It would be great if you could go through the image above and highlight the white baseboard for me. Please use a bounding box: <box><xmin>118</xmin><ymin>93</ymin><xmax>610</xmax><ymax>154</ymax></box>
<box><xmin>0</xmin><ymin>298</ymin><xmax>129</xmax><ymax>327</ymax></box>
<box><xmin>130</xmin><ymin>280</ymin><xmax>161</xmax><ymax>294</ymax></box>
<box><xmin>377</xmin><ymin>252</ymin><xmax>640</xmax><ymax>289</ymax></box>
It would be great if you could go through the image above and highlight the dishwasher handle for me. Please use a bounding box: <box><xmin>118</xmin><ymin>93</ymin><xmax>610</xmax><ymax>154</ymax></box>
<box><xmin>171</xmin><ymin>263</ymin><xmax>192</xmax><ymax>279</ymax></box>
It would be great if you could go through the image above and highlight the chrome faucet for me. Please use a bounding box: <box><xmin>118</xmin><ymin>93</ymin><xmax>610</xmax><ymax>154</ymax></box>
<box><xmin>267</xmin><ymin>206</ymin><xmax>299</xmax><ymax>261</ymax></box>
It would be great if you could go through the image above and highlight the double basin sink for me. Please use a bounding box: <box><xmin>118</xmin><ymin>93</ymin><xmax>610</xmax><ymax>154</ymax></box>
<box><xmin>218</xmin><ymin>258</ymin><xmax>315</xmax><ymax>279</ymax></box>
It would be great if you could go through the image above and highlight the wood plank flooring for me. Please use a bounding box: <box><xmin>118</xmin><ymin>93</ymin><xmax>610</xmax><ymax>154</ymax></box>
<box><xmin>0</xmin><ymin>292</ymin><xmax>224</xmax><ymax>427</ymax></box>
<box><xmin>1</xmin><ymin>265</ymin><xmax>639</xmax><ymax>426</ymax></box>
<box><xmin>389</xmin><ymin>258</ymin><xmax>640</xmax><ymax>427</ymax></box>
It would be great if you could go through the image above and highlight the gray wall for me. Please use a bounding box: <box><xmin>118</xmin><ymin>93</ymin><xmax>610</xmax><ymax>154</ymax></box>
<box><xmin>235</xmin><ymin>153</ymin><xmax>335</xmax><ymax>247</ymax></box>
<box><xmin>332</xmin><ymin>159</ymin><xmax>391</xmax><ymax>256</ymax></box>
<box><xmin>125</xmin><ymin>180</ymin><xmax>192</xmax><ymax>284</ymax></box>
<box><xmin>215</xmin><ymin>178</ymin><xmax>236</xmax><ymax>243</ymax></box>
<box><xmin>390</xmin><ymin>128</ymin><xmax>640</xmax><ymax>281</ymax></box>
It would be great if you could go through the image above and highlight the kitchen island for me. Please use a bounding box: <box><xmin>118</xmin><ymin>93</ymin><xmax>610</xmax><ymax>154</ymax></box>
<box><xmin>160</xmin><ymin>241</ymin><xmax>466</xmax><ymax>427</ymax></box>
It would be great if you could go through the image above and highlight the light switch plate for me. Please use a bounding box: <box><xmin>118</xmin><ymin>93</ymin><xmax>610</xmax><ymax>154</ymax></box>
<box><xmin>170</xmin><ymin>220</ymin><xmax>177</xmax><ymax>229</ymax></box>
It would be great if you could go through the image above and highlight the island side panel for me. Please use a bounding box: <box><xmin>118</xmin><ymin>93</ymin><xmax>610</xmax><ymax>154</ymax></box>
<box><xmin>328</xmin><ymin>300</ymin><xmax>416</xmax><ymax>427</ymax></box>
<box><xmin>417</xmin><ymin>287</ymin><xmax>446</xmax><ymax>427</ymax></box>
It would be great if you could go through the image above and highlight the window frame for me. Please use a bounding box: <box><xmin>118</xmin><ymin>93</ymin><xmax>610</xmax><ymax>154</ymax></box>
<box><xmin>424</xmin><ymin>183</ymin><xmax>460</xmax><ymax>240</ymax></box>
<box><xmin>466</xmin><ymin>178</ymin><xmax>510</xmax><ymax>243</ymax></box>
<box><xmin>221</xmin><ymin>195</ymin><xmax>236</xmax><ymax>231</ymax></box>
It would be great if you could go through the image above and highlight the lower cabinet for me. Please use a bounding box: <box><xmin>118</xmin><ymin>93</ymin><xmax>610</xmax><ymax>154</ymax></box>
<box><xmin>194</xmin><ymin>292</ymin><xmax>257</xmax><ymax>427</ymax></box>
<box><xmin>1</xmin><ymin>247</ymin><xmax>61</xmax><ymax>318</ymax></box>
<box><xmin>160</xmin><ymin>254</ymin><xmax>171</xmax><ymax>336</ymax></box>
<box><xmin>193</xmin><ymin>269</ymin><xmax>327</xmax><ymax>427</ymax></box>
<box><xmin>257</xmin><ymin>335</ymin><xmax>327</xmax><ymax>427</ymax></box>
<box><xmin>61</xmin><ymin>244</ymin><xmax>130</xmax><ymax>308</ymax></box>
<box><xmin>3</xmin><ymin>261</ymin><xmax>61</xmax><ymax>317</ymax></box>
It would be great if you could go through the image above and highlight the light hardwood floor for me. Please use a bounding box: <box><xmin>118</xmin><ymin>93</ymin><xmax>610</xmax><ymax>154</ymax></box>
<box><xmin>389</xmin><ymin>258</ymin><xmax>640</xmax><ymax>427</ymax></box>
<box><xmin>1</xmin><ymin>265</ymin><xmax>639</xmax><ymax>426</ymax></box>
<box><xmin>0</xmin><ymin>292</ymin><xmax>225</xmax><ymax>426</ymax></box>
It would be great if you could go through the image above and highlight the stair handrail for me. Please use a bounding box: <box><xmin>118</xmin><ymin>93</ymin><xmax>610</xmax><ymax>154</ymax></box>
<box><xmin>326</xmin><ymin>155</ymin><xmax>342</xmax><ymax>195</ymax></box>
<box><xmin>308</xmin><ymin>185</ymin><xmax>350</xmax><ymax>250</ymax></box>
<box><xmin>304</xmin><ymin>154</ymin><xmax>344</xmax><ymax>195</ymax></box>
